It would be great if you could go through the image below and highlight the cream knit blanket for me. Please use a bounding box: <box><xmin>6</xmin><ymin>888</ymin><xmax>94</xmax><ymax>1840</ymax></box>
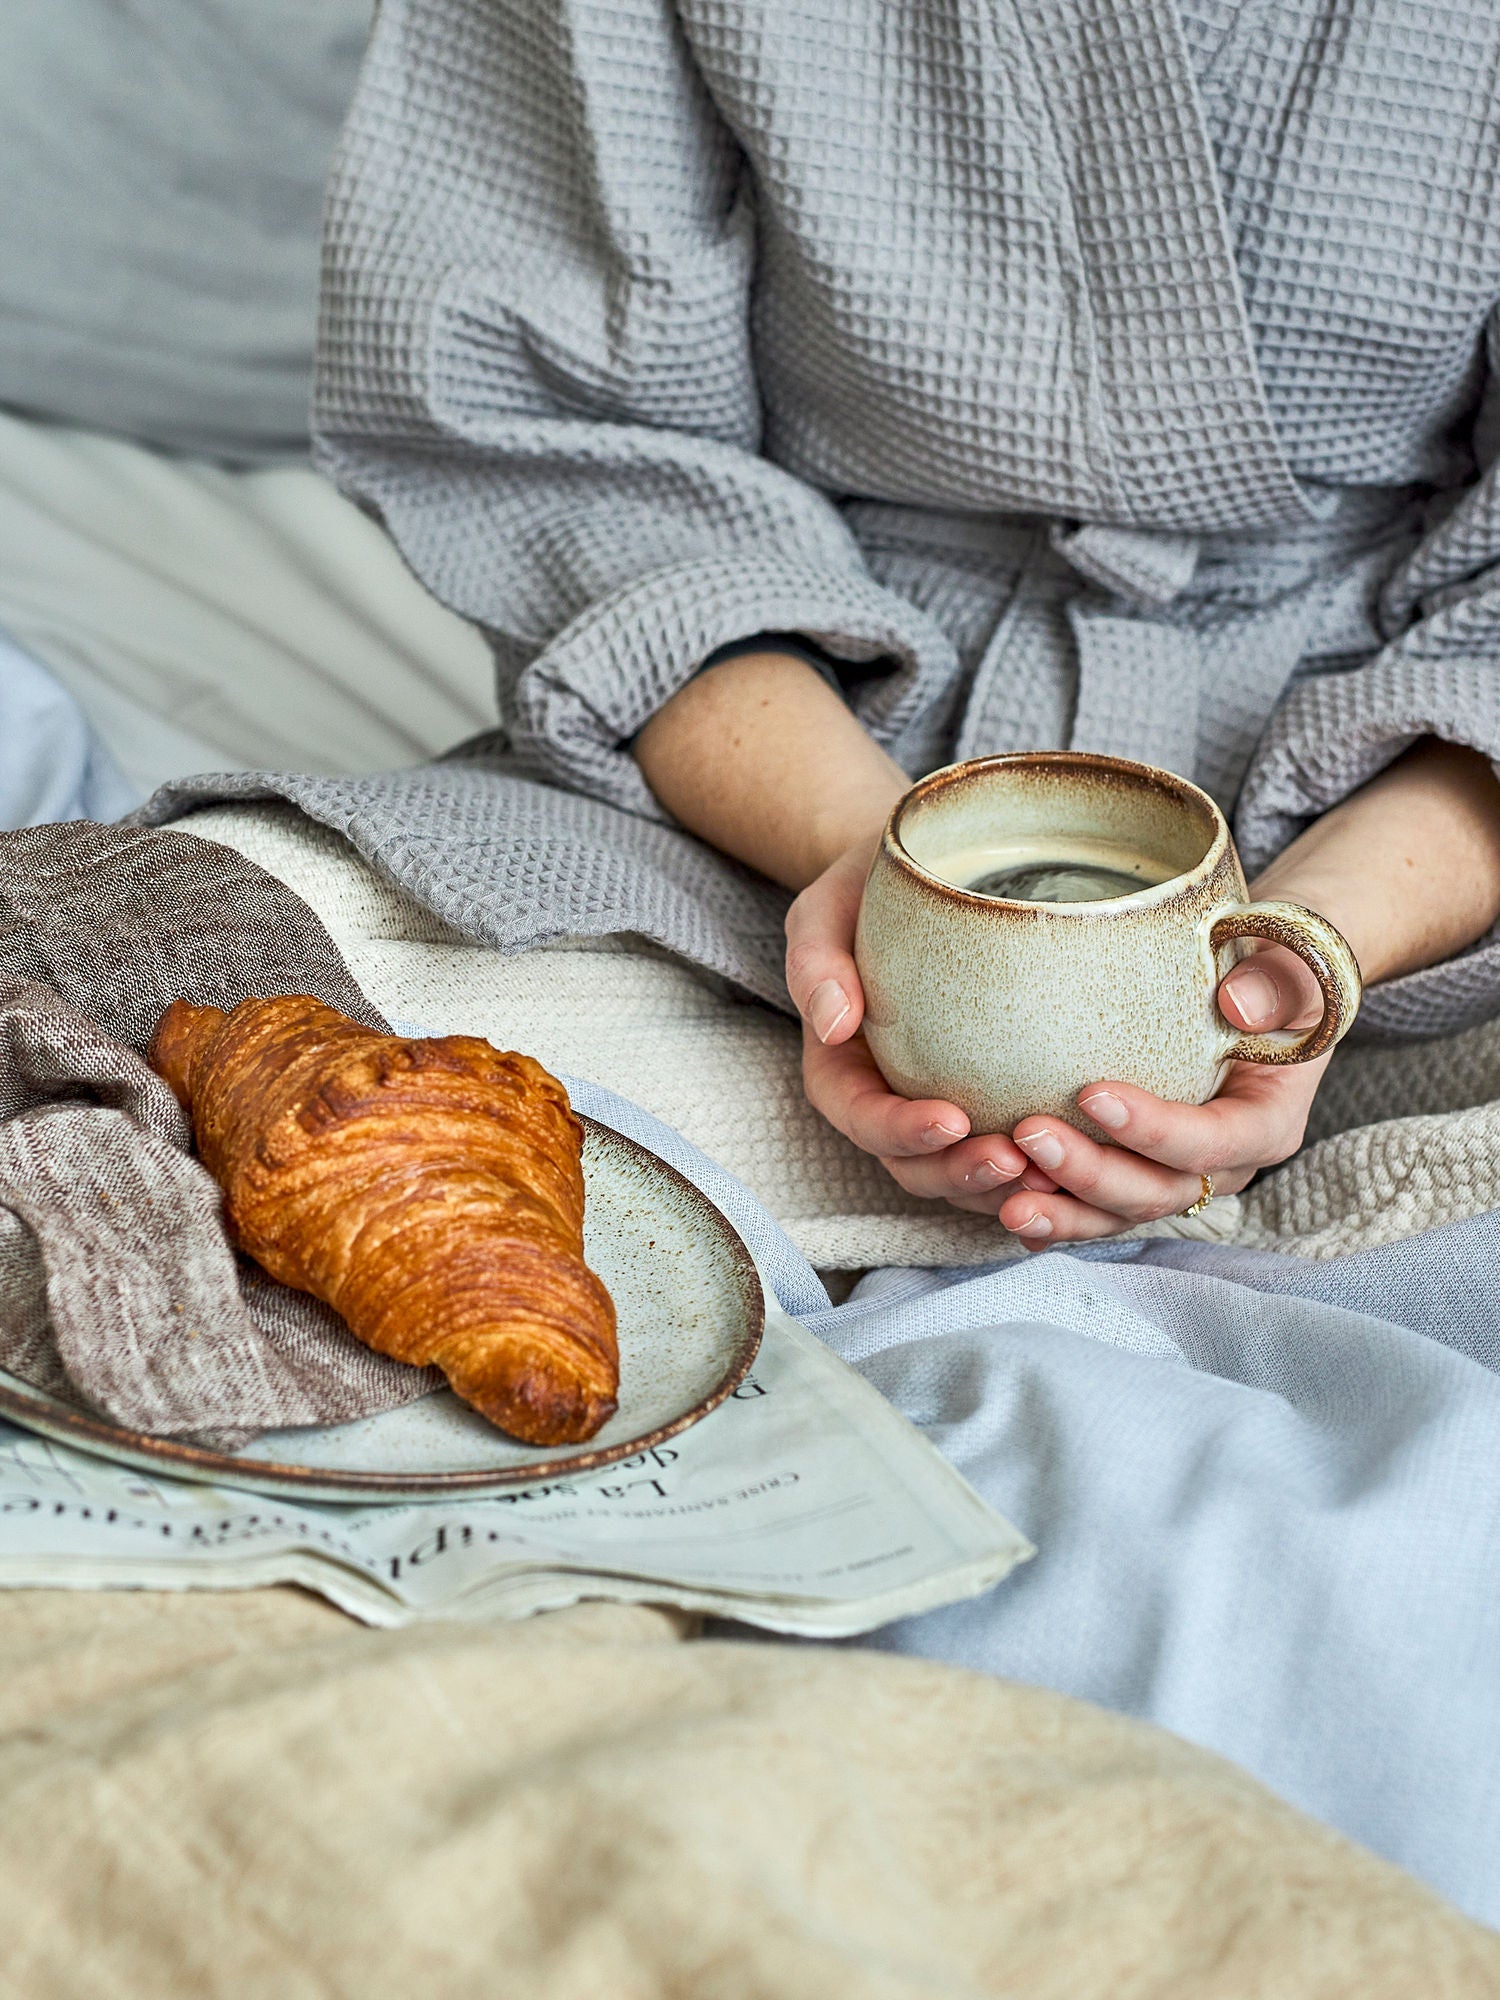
<box><xmin>5</xmin><ymin>409</ymin><xmax>1491</xmax><ymax>1270</ymax></box>
<box><xmin>176</xmin><ymin>803</ymin><xmax>1500</xmax><ymax>1270</ymax></box>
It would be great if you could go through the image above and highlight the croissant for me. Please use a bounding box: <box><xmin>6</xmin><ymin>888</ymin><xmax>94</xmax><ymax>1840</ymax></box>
<box><xmin>148</xmin><ymin>995</ymin><xmax>619</xmax><ymax>1445</ymax></box>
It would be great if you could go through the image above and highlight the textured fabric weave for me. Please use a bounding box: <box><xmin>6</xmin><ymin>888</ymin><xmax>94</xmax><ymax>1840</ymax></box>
<box><xmin>0</xmin><ymin>825</ymin><xmax>437</xmax><ymax>1443</ymax></box>
<box><xmin>4</xmin><ymin>1591</ymin><xmax>1495</xmax><ymax>1999</ymax></box>
<box><xmin>214</xmin><ymin>0</ymin><xmax>1500</xmax><ymax>1040</ymax></box>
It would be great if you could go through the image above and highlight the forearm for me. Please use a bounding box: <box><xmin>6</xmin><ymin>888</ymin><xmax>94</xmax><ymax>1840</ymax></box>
<box><xmin>1251</xmin><ymin>738</ymin><xmax>1500</xmax><ymax>984</ymax></box>
<box><xmin>633</xmin><ymin>650</ymin><xmax>909</xmax><ymax>890</ymax></box>
<box><xmin>639</xmin><ymin>663</ymin><xmax>1500</xmax><ymax>980</ymax></box>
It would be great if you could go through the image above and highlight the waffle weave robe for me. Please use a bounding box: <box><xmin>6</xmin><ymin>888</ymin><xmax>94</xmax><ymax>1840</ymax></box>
<box><xmin>148</xmin><ymin>0</ymin><xmax>1500</xmax><ymax>1046</ymax></box>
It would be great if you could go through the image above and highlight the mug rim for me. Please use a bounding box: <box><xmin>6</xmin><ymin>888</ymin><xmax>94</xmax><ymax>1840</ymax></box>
<box><xmin>885</xmin><ymin>751</ymin><xmax>1230</xmax><ymax>913</ymax></box>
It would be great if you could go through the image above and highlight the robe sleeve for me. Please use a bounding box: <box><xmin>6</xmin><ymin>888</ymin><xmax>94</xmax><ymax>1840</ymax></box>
<box><xmin>1235</xmin><ymin>312</ymin><xmax>1500</xmax><ymax>1037</ymax></box>
<box><xmin>313</xmin><ymin>0</ymin><xmax>954</xmax><ymax>819</ymax></box>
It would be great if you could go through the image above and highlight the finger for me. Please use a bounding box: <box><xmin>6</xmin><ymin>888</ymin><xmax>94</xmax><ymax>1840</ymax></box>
<box><xmin>1002</xmin><ymin>1162</ymin><xmax>1255</xmax><ymax>1245</ymax></box>
<box><xmin>930</xmin><ymin>1187</ymin><xmax>1039</xmax><ymax>1217</ymax></box>
<box><xmin>880</xmin><ymin>1131</ymin><xmax>1031</xmax><ymax>1200</ymax></box>
<box><xmin>803</xmin><ymin>1025</ymin><xmax>973</xmax><ymax>1158</ymax></box>
<box><xmin>785</xmin><ymin>848</ymin><xmax>872</xmax><ymax>1044</ymax></box>
<box><xmin>1073</xmin><ymin>1061</ymin><xmax>1322</xmax><ymax>1175</ymax></box>
<box><xmin>1010</xmin><ymin>1115</ymin><xmax>1207</xmax><ymax>1224</ymax></box>
<box><xmin>1218</xmin><ymin>943</ymin><xmax>1324</xmax><ymax>1035</ymax></box>
<box><xmin>1000</xmin><ymin>1188</ymin><xmax>1152</xmax><ymax>1247</ymax></box>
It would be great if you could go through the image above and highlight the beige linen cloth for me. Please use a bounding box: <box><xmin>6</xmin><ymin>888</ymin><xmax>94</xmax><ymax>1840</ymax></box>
<box><xmin>0</xmin><ymin>1586</ymin><xmax>1495</xmax><ymax>1998</ymax></box>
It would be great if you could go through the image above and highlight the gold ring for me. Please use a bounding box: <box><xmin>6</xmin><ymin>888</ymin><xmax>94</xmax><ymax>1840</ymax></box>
<box><xmin>1179</xmin><ymin>1173</ymin><xmax>1214</xmax><ymax>1218</ymax></box>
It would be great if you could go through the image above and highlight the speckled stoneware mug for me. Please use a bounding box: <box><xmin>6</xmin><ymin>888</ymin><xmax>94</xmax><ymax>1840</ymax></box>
<box><xmin>854</xmin><ymin>752</ymin><xmax>1362</xmax><ymax>1136</ymax></box>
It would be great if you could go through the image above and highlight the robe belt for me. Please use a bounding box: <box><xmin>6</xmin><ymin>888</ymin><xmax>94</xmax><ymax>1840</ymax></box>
<box><xmin>1055</xmin><ymin>525</ymin><xmax>1204</xmax><ymax>779</ymax></box>
<box><xmin>956</xmin><ymin>521</ymin><xmax>1205</xmax><ymax>783</ymax></box>
<box><xmin>1048</xmin><ymin>522</ymin><xmax>1200</xmax><ymax>606</ymax></box>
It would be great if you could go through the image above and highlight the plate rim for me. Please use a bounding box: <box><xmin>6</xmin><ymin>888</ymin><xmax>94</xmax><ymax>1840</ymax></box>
<box><xmin>0</xmin><ymin>1115</ymin><xmax>765</xmax><ymax>1502</ymax></box>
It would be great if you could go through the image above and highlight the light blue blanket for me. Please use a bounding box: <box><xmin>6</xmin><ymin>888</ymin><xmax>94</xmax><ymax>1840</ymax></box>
<box><xmin>564</xmin><ymin>1072</ymin><xmax>1500</xmax><ymax>1927</ymax></box>
<box><xmin>0</xmin><ymin>629</ymin><xmax>134</xmax><ymax>829</ymax></box>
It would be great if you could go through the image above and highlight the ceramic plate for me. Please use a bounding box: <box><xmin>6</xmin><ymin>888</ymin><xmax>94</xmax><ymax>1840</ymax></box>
<box><xmin>0</xmin><ymin>1119</ymin><xmax>764</xmax><ymax>1503</ymax></box>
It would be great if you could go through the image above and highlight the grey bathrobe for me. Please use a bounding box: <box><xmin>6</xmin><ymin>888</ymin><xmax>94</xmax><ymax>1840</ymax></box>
<box><xmin>149</xmin><ymin>0</ymin><xmax>1500</xmax><ymax>1045</ymax></box>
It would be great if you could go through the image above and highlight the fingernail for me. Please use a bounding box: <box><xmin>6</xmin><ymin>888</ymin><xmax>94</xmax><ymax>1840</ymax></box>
<box><xmin>1079</xmin><ymin>1090</ymin><xmax>1129</xmax><ymax>1131</ymax></box>
<box><xmin>922</xmin><ymin>1119</ymin><xmax>968</xmax><ymax>1149</ymax></box>
<box><xmin>1016</xmin><ymin>1129</ymin><xmax>1065</xmax><ymax>1171</ymax></box>
<box><xmin>1016</xmin><ymin>1212</ymin><xmax>1053</xmax><ymax>1240</ymax></box>
<box><xmin>808</xmin><ymin>979</ymin><xmax>851</xmax><ymax>1043</ymax></box>
<box><xmin>966</xmin><ymin>1157</ymin><xmax>1018</xmax><ymax>1190</ymax></box>
<box><xmin>1228</xmin><ymin>968</ymin><xmax>1279</xmax><ymax>1027</ymax></box>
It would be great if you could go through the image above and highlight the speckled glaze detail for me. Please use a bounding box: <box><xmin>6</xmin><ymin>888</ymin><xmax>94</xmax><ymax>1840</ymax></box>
<box><xmin>1208</xmin><ymin>903</ymin><xmax>1361</xmax><ymax>1064</ymax></box>
<box><xmin>0</xmin><ymin>1118</ymin><xmax>764</xmax><ymax>1503</ymax></box>
<box><xmin>855</xmin><ymin>752</ymin><xmax>1362</xmax><ymax>1137</ymax></box>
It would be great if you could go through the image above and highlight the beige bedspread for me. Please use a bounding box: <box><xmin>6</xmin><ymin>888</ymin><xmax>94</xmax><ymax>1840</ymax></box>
<box><xmin>0</xmin><ymin>1586</ymin><xmax>1493</xmax><ymax>1998</ymax></box>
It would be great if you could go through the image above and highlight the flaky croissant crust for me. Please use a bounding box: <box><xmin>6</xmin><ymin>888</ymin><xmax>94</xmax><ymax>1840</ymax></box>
<box><xmin>150</xmin><ymin>995</ymin><xmax>619</xmax><ymax>1445</ymax></box>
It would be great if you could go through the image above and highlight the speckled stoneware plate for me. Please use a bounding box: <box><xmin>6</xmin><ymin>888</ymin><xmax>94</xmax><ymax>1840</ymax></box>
<box><xmin>0</xmin><ymin>1119</ymin><xmax>764</xmax><ymax>1503</ymax></box>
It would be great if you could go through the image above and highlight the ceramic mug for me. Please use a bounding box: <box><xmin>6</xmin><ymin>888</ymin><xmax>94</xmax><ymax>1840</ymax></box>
<box><xmin>854</xmin><ymin>752</ymin><xmax>1362</xmax><ymax>1135</ymax></box>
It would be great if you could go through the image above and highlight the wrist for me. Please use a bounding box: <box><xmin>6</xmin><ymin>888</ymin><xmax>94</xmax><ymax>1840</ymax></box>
<box><xmin>804</xmin><ymin>780</ymin><xmax>907</xmax><ymax>883</ymax></box>
<box><xmin>635</xmin><ymin>648</ymin><xmax>910</xmax><ymax>891</ymax></box>
<box><xmin>1248</xmin><ymin>740</ymin><xmax>1500</xmax><ymax>988</ymax></box>
<box><xmin>1247</xmin><ymin>862</ymin><xmax>1386</xmax><ymax>985</ymax></box>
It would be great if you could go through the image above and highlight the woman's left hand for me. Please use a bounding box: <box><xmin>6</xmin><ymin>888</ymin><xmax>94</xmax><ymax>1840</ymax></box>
<box><xmin>989</xmin><ymin>737</ymin><xmax>1500</xmax><ymax>1244</ymax></box>
<box><xmin>992</xmin><ymin>945</ymin><xmax>1330</xmax><ymax>1244</ymax></box>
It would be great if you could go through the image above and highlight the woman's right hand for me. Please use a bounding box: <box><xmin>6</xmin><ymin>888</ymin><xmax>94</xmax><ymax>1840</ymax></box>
<box><xmin>784</xmin><ymin>835</ymin><xmax>1040</xmax><ymax>1214</ymax></box>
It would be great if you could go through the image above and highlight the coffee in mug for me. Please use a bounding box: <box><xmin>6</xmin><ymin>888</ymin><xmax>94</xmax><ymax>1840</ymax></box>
<box><xmin>854</xmin><ymin>752</ymin><xmax>1362</xmax><ymax>1136</ymax></box>
<box><xmin>927</xmin><ymin>835</ymin><xmax>1172</xmax><ymax>903</ymax></box>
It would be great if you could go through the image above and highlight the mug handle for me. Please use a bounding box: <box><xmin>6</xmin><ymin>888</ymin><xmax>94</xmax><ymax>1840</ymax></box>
<box><xmin>1209</xmin><ymin>900</ymin><xmax>1363</xmax><ymax>1065</ymax></box>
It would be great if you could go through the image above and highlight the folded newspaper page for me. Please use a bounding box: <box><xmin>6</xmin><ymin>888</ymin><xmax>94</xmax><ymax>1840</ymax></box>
<box><xmin>0</xmin><ymin>1306</ymin><xmax>1032</xmax><ymax>1637</ymax></box>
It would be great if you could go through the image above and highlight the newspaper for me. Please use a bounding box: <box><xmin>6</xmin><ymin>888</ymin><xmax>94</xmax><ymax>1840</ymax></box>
<box><xmin>0</xmin><ymin>1304</ymin><xmax>1032</xmax><ymax>1637</ymax></box>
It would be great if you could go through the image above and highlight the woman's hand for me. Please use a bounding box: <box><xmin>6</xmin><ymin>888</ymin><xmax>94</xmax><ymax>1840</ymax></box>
<box><xmin>788</xmin><ymin>739</ymin><xmax>1500</xmax><ymax>1244</ymax></box>
<box><xmin>785</xmin><ymin>843</ymin><xmax>1322</xmax><ymax>1227</ymax></box>
<box><xmin>636</xmin><ymin>656</ymin><xmax>1500</xmax><ymax>1245</ymax></box>
<box><xmin>786</xmin><ymin>836</ymin><xmax>1033</xmax><ymax>1200</ymax></box>
<box><xmin>998</xmin><ymin>948</ymin><xmax>1327</xmax><ymax>1242</ymax></box>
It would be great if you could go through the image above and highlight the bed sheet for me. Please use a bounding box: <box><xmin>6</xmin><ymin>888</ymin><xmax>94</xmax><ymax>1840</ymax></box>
<box><xmin>0</xmin><ymin>408</ymin><xmax>496</xmax><ymax>799</ymax></box>
<box><xmin>543</xmin><ymin>1073</ymin><xmax>1500</xmax><ymax>1928</ymax></box>
<box><xmin>0</xmin><ymin>628</ymin><xmax>135</xmax><ymax>827</ymax></box>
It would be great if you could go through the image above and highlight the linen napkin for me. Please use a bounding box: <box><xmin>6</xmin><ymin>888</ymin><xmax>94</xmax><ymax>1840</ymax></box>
<box><xmin>0</xmin><ymin>820</ymin><xmax>440</xmax><ymax>1445</ymax></box>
